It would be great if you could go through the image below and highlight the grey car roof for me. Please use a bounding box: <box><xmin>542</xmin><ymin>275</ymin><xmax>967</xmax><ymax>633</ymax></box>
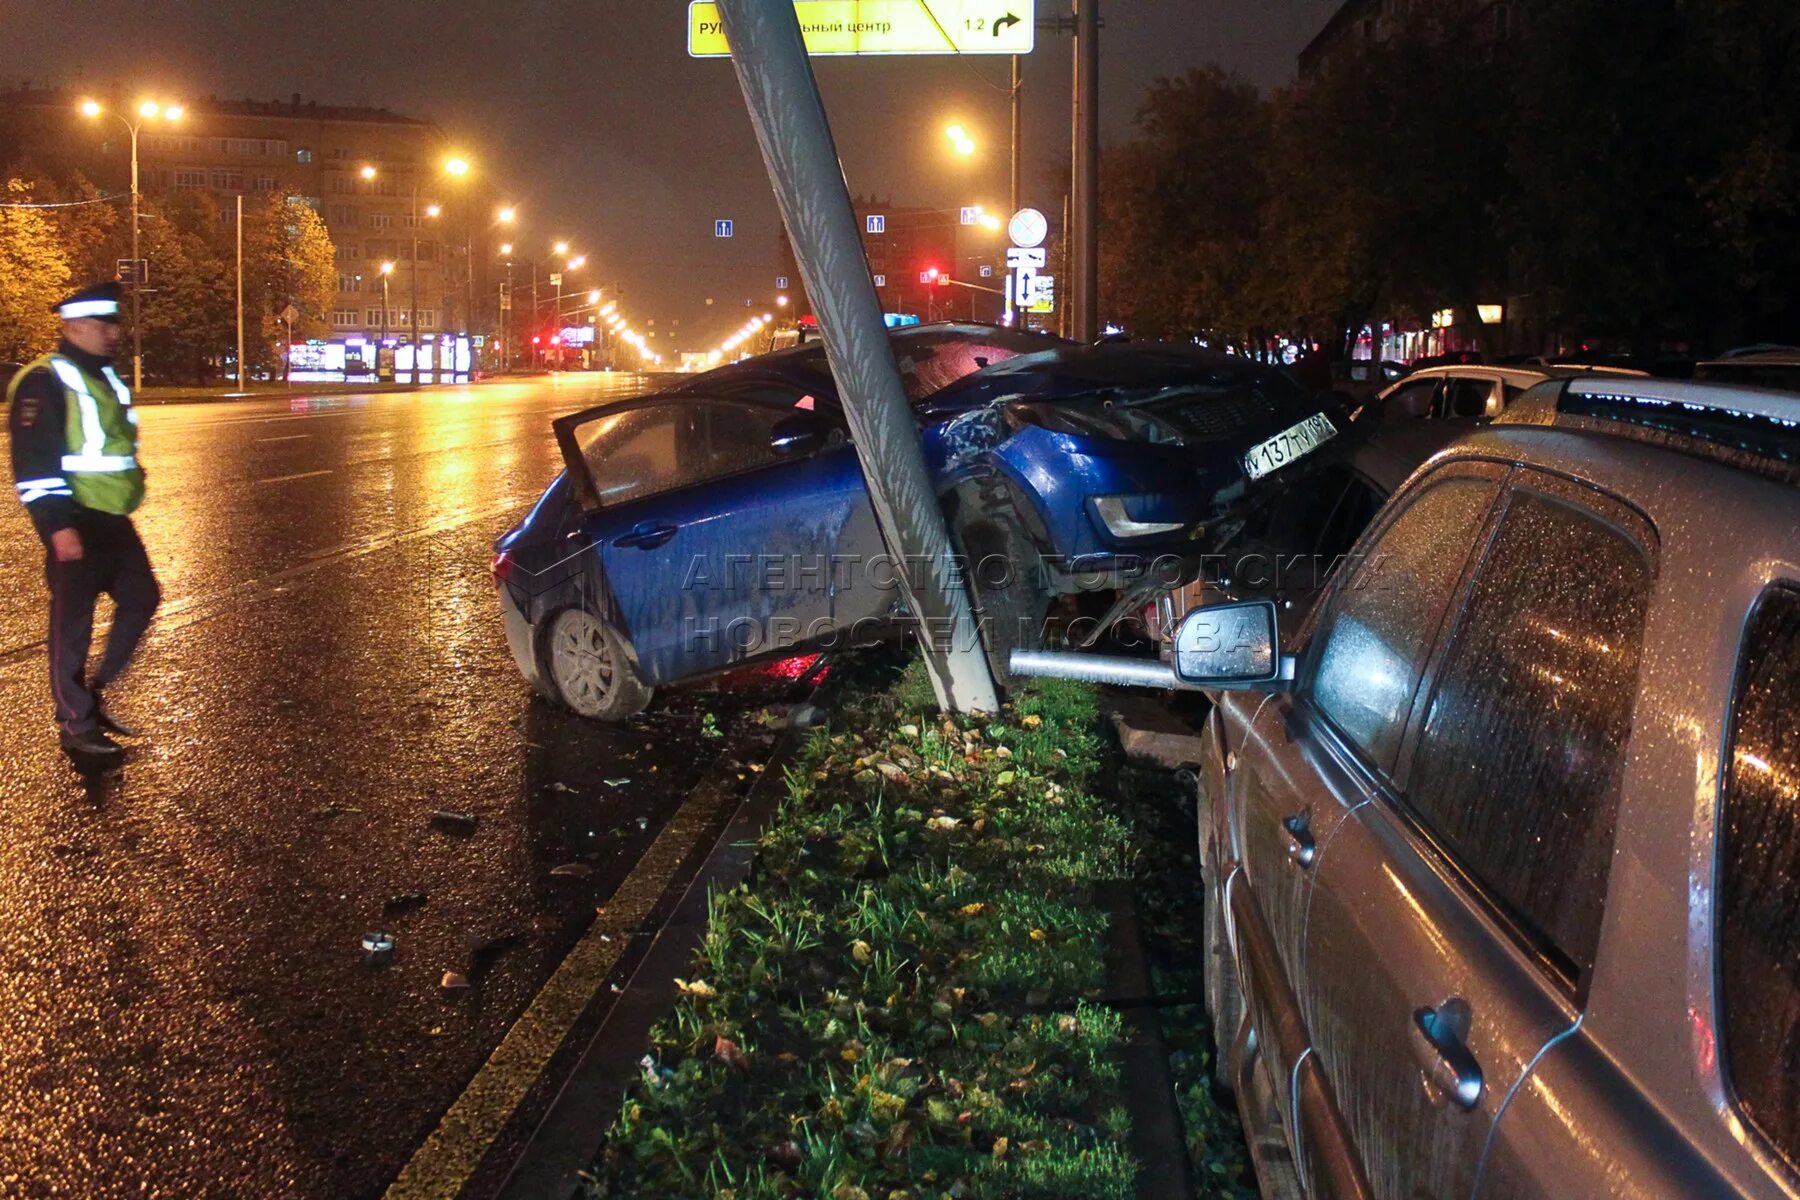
<box><xmin>1498</xmin><ymin>374</ymin><xmax>1800</xmax><ymax>426</ymax></box>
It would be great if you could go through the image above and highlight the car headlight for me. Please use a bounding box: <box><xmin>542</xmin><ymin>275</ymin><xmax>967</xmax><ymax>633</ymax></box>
<box><xmin>1093</xmin><ymin>495</ymin><xmax>1188</xmax><ymax>538</ymax></box>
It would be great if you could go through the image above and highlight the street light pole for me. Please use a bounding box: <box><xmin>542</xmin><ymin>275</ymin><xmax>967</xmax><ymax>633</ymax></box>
<box><xmin>410</xmin><ymin>182</ymin><xmax>420</xmax><ymax>379</ymax></box>
<box><xmin>1010</xmin><ymin>55</ymin><xmax>1022</xmax><ymax>221</ymax></box>
<box><xmin>1071</xmin><ymin>0</ymin><xmax>1100</xmax><ymax>342</ymax></box>
<box><xmin>128</xmin><ymin>123</ymin><xmax>142</xmax><ymax>390</ymax></box>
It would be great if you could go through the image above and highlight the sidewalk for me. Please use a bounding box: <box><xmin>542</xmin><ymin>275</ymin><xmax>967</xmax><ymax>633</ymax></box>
<box><xmin>134</xmin><ymin>380</ymin><xmax>429</xmax><ymax>404</ymax></box>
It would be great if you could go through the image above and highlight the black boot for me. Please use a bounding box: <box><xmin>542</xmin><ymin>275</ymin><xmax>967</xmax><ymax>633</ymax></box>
<box><xmin>60</xmin><ymin>728</ymin><xmax>124</xmax><ymax>757</ymax></box>
<box><xmin>92</xmin><ymin>692</ymin><xmax>141</xmax><ymax>738</ymax></box>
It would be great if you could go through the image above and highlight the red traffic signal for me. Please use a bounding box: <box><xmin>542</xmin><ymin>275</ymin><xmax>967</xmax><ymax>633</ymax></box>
<box><xmin>920</xmin><ymin>266</ymin><xmax>941</xmax><ymax>284</ymax></box>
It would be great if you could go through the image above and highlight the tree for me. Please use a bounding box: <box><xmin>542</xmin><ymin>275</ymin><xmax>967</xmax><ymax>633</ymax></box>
<box><xmin>136</xmin><ymin>192</ymin><xmax>234</xmax><ymax>384</ymax></box>
<box><xmin>6</xmin><ymin>165</ymin><xmax>124</xmax><ymax>285</ymax></box>
<box><xmin>1098</xmin><ymin>67</ymin><xmax>1270</xmax><ymax>344</ymax></box>
<box><xmin>0</xmin><ymin>179</ymin><xmax>71</xmax><ymax>363</ymax></box>
<box><xmin>1263</xmin><ymin>11</ymin><xmax>1511</xmax><ymax>357</ymax></box>
<box><xmin>243</xmin><ymin>195</ymin><xmax>335</xmax><ymax>379</ymax></box>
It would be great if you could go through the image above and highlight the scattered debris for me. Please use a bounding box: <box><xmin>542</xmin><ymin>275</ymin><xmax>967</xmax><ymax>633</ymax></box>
<box><xmin>547</xmin><ymin>781</ymin><xmax>573</xmax><ymax>794</ymax></box>
<box><xmin>550</xmin><ymin>862</ymin><xmax>593</xmax><ymax>879</ymax></box>
<box><xmin>634</xmin><ymin>816</ymin><xmax>649</xmax><ymax>831</ymax></box>
<box><xmin>384</xmin><ymin>891</ymin><xmax>428</xmax><ymax>915</ymax></box>
<box><xmin>429</xmin><ymin>809</ymin><xmax>478</xmax><ymax>835</ymax></box>
<box><xmin>714</xmin><ymin>1035</ymin><xmax>750</xmax><ymax>1073</ymax></box>
<box><xmin>361</xmin><ymin>931</ymin><xmax>395</xmax><ymax>966</ymax></box>
<box><xmin>603</xmin><ymin>777</ymin><xmax>631</xmax><ymax>787</ymax></box>
<box><xmin>701</xmin><ymin>712</ymin><xmax>722</xmax><ymax>738</ymax></box>
<box><xmin>439</xmin><ymin>970</ymin><xmax>471</xmax><ymax>992</ymax></box>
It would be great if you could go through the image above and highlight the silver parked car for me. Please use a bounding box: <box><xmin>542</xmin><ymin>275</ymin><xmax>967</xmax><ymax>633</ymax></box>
<box><xmin>1019</xmin><ymin>376</ymin><xmax>1800</xmax><ymax>1198</ymax></box>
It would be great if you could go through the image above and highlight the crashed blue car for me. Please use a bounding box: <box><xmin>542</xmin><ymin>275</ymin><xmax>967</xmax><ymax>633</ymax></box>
<box><xmin>493</xmin><ymin>327</ymin><xmax>1345</xmax><ymax>719</ymax></box>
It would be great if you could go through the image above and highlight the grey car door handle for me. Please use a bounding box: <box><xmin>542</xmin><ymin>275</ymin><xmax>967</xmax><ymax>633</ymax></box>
<box><xmin>1411</xmin><ymin>1001</ymin><xmax>1484</xmax><ymax>1110</ymax></box>
<box><xmin>1282</xmin><ymin>814</ymin><xmax>1317</xmax><ymax>867</ymax></box>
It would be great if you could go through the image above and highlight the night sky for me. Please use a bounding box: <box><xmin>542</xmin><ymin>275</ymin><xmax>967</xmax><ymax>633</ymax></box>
<box><xmin>4</xmin><ymin>1</ymin><xmax>1338</xmax><ymax>349</ymax></box>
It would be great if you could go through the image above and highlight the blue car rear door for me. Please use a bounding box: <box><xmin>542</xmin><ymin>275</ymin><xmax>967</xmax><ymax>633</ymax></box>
<box><xmin>553</xmin><ymin>393</ymin><xmax>873</xmax><ymax>686</ymax></box>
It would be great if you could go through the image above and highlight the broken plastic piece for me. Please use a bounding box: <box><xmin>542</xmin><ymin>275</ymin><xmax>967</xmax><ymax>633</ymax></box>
<box><xmin>384</xmin><ymin>891</ymin><xmax>428</xmax><ymax>915</ymax></box>
<box><xmin>362</xmin><ymin>931</ymin><xmax>395</xmax><ymax>965</ymax></box>
<box><xmin>440</xmin><ymin>970</ymin><xmax>471</xmax><ymax>991</ymax></box>
<box><xmin>429</xmin><ymin>809</ymin><xmax>478</xmax><ymax>834</ymax></box>
<box><xmin>551</xmin><ymin>862</ymin><xmax>593</xmax><ymax>879</ymax></box>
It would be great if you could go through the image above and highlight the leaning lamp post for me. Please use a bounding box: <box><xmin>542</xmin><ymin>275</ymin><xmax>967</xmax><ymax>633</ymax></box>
<box><xmin>80</xmin><ymin>96</ymin><xmax>185</xmax><ymax>392</ymax></box>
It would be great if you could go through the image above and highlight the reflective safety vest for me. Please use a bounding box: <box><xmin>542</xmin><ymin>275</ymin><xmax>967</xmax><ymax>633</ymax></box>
<box><xmin>18</xmin><ymin>354</ymin><xmax>144</xmax><ymax>515</ymax></box>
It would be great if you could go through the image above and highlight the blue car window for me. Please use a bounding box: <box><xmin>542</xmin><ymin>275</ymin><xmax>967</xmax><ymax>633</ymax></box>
<box><xmin>574</xmin><ymin>399</ymin><xmax>811</xmax><ymax>507</ymax></box>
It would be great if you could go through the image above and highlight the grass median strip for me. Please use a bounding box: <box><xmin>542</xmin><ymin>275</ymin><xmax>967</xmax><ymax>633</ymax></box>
<box><xmin>585</xmin><ymin>659</ymin><xmax>1250</xmax><ymax>1199</ymax></box>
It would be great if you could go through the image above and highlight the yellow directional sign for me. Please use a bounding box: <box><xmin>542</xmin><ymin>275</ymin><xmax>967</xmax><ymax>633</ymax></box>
<box><xmin>688</xmin><ymin>1</ymin><xmax>1035</xmax><ymax>57</ymax></box>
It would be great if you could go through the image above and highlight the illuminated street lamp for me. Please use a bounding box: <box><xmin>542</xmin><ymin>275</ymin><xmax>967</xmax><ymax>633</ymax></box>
<box><xmin>497</xmin><ymin>205</ymin><xmax>516</xmax><ymax>224</ymax></box>
<box><xmin>79</xmin><ymin>95</ymin><xmax>184</xmax><ymax>390</ymax></box>
<box><xmin>945</xmin><ymin>123</ymin><xmax>977</xmax><ymax>158</ymax></box>
<box><xmin>359</xmin><ymin>164</ymin><xmax>377</xmax><ymax>181</ymax></box>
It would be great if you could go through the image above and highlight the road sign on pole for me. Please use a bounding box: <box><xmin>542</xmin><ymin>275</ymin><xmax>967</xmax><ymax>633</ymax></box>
<box><xmin>715</xmin><ymin>218</ymin><xmax>735</xmax><ymax>237</ymax></box>
<box><xmin>690</xmin><ymin>1</ymin><xmax>1034</xmax><ymax>57</ymax></box>
<box><xmin>865</xmin><ymin>214</ymin><xmax>885</xmax><ymax>234</ymax></box>
<box><xmin>116</xmin><ymin>257</ymin><xmax>149</xmax><ymax>285</ymax></box>
<box><xmin>776</xmin><ymin>275</ymin><xmax>789</xmax><ymax>289</ymax></box>
<box><xmin>872</xmin><ymin>273</ymin><xmax>886</xmax><ymax>287</ymax></box>
<box><xmin>960</xmin><ymin>206</ymin><xmax>980</xmax><ymax>225</ymax></box>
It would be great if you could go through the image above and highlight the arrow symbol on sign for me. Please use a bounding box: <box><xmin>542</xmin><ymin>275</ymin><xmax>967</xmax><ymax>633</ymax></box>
<box><xmin>993</xmin><ymin>11</ymin><xmax>1020</xmax><ymax>36</ymax></box>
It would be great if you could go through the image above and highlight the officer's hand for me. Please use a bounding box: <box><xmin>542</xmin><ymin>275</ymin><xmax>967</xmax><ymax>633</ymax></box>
<box><xmin>50</xmin><ymin>528</ymin><xmax>83</xmax><ymax>562</ymax></box>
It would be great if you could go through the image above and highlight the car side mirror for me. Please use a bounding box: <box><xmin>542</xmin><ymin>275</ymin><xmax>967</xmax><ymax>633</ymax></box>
<box><xmin>1172</xmin><ymin>600</ymin><xmax>1291</xmax><ymax>687</ymax></box>
<box><xmin>770</xmin><ymin>413</ymin><xmax>829</xmax><ymax>457</ymax></box>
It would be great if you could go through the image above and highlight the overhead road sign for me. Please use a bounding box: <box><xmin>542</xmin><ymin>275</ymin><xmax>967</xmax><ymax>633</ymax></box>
<box><xmin>715</xmin><ymin>219</ymin><xmax>734</xmax><ymax>237</ymax></box>
<box><xmin>688</xmin><ymin>1</ymin><xmax>1035</xmax><ymax>57</ymax></box>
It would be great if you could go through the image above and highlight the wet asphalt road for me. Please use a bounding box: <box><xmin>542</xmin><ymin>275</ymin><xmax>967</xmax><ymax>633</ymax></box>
<box><xmin>0</xmin><ymin>376</ymin><xmax>808</xmax><ymax>1198</ymax></box>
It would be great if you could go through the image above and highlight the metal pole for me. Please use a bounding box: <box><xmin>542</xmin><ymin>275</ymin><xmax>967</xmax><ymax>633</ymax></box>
<box><xmin>1060</xmin><ymin>191</ymin><xmax>1071</xmax><ymax>340</ymax></box>
<box><xmin>235</xmin><ymin>194</ymin><xmax>244</xmax><ymax>389</ymax></box>
<box><xmin>381</xmin><ymin>275</ymin><xmax>389</xmax><ymax>361</ymax></box>
<box><xmin>129</xmin><ymin>122</ymin><xmax>142</xmax><ymax>390</ymax></box>
<box><xmin>1009</xmin><ymin>54</ymin><xmax>1022</xmax><ymax>221</ymax></box>
<box><xmin>1072</xmin><ymin>0</ymin><xmax>1099</xmax><ymax>342</ymax></box>
<box><xmin>715</xmin><ymin>0</ymin><xmax>999</xmax><ymax>713</ymax></box>
<box><xmin>465</xmin><ymin>227</ymin><xmax>474</xmax><ymax>376</ymax></box>
<box><xmin>409</xmin><ymin>183</ymin><xmax>420</xmax><ymax>379</ymax></box>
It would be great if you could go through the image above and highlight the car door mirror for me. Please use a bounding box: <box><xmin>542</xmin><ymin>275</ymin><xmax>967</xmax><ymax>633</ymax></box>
<box><xmin>769</xmin><ymin>413</ymin><xmax>829</xmax><ymax>457</ymax></box>
<box><xmin>1172</xmin><ymin>600</ymin><xmax>1288</xmax><ymax>687</ymax></box>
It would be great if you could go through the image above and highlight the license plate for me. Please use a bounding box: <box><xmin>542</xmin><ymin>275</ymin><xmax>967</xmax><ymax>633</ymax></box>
<box><xmin>1243</xmin><ymin>412</ymin><xmax>1338</xmax><ymax>481</ymax></box>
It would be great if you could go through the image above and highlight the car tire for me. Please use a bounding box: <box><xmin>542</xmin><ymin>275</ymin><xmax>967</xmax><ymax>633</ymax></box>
<box><xmin>544</xmin><ymin>607</ymin><xmax>652</xmax><ymax>721</ymax></box>
<box><xmin>950</xmin><ymin>482</ymin><xmax>1050</xmax><ymax>689</ymax></box>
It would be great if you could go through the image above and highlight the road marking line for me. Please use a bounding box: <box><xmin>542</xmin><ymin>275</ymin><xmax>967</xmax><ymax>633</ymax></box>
<box><xmin>385</xmin><ymin>773</ymin><xmax>738</xmax><ymax>1200</ymax></box>
<box><xmin>255</xmin><ymin>469</ymin><xmax>334</xmax><ymax>484</ymax></box>
<box><xmin>254</xmin><ymin>434</ymin><xmax>312</xmax><ymax>443</ymax></box>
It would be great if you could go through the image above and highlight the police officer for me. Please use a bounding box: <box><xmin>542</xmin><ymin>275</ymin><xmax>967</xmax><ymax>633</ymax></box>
<box><xmin>7</xmin><ymin>281</ymin><xmax>160</xmax><ymax>758</ymax></box>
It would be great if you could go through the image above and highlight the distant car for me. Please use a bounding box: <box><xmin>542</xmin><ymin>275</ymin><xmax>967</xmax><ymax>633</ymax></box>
<box><xmin>491</xmin><ymin>337</ymin><xmax>1350</xmax><ymax>719</ymax></box>
<box><xmin>1378</xmin><ymin>361</ymin><xmax>1648</xmax><ymax>421</ymax></box>
<box><xmin>1021</xmin><ymin>375</ymin><xmax>1800</xmax><ymax>1199</ymax></box>
<box><xmin>1695</xmin><ymin>349</ymin><xmax>1800</xmax><ymax>393</ymax></box>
